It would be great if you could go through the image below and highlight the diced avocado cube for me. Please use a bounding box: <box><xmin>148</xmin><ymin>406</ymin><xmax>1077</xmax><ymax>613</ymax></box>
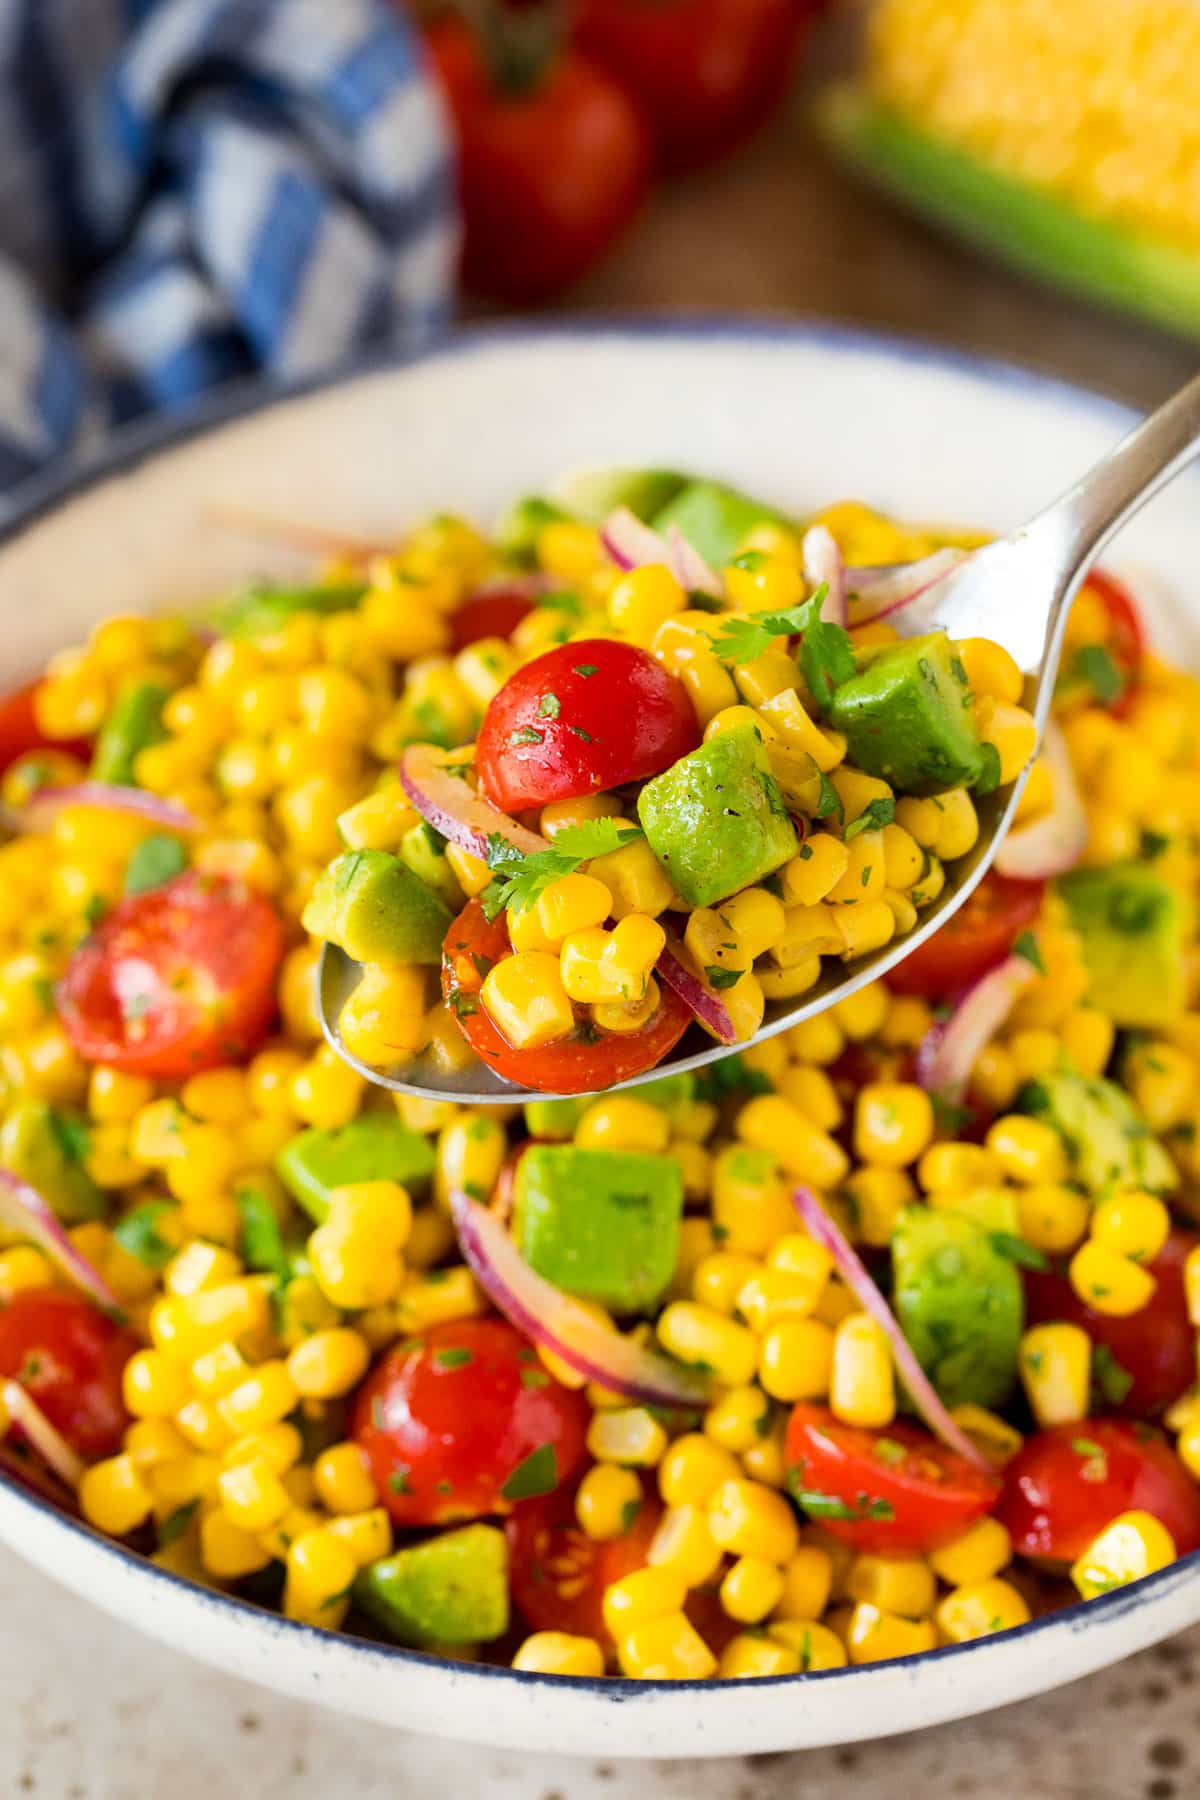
<box><xmin>91</xmin><ymin>678</ymin><xmax>170</xmax><ymax>786</ymax></box>
<box><xmin>522</xmin><ymin>1098</ymin><xmax>589</xmax><ymax>1140</ymax></box>
<box><xmin>354</xmin><ymin>1524</ymin><xmax>509</xmax><ymax>1645</ymax></box>
<box><xmin>512</xmin><ymin>1144</ymin><xmax>683</xmax><ymax>1314</ymax></box>
<box><xmin>651</xmin><ymin>479</ymin><xmax>788</xmax><ymax>569</ymax></box>
<box><xmin>0</xmin><ymin>1102</ymin><xmax>105</xmax><ymax>1223</ymax></box>
<box><xmin>400</xmin><ymin>822</ymin><xmax>464</xmax><ymax>911</ymax></box>
<box><xmin>892</xmin><ymin>1206</ymin><xmax>1023</xmax><ymax>1410</ymax></box>
<box><xmin>557</xmin><ymin>467</ymin><xmax>688</xmax><ymax>525</ymax></box>
<box><xmin>827</xmin><ymin>631</ymin><xmax>984</xmax><ymax>795</ymax></box>
<box><xmin>493</xmin><ymin>496</ymin><xmax>573</xmax><ymax>567</ymax></box>
<box><xmin>1058</xmin><ymin>862</ymin><xmax>1188</xmax><ymax>1028</ymax></box>
<box><xmin>275</xmin><ymin>1115</ymin><xmax>435</xmax><ymax>1222</ymax></box>
<box><xmin>1019</xmin><ymin>1070</ymin><xmax>1176</xmax><ymax>1196</ymax></box>
<box><xmin>219</xmin><ymin>581</ymin><xmax>365</xmax><ymax>639</ymax></box>
<box><xmin>637</xmin><ymin>722</ymin><xmax>797</xmax><ymax>908</ymax></box>
<box><xmin>303</xmin><ymin>849</ymin><xmax>451</xmax><ymax>966</ymax></box>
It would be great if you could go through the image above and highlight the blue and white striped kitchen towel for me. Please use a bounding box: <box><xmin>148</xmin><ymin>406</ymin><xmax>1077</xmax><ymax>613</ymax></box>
<box><xmin>0</xmin><ymin>0</ymin><xmax>456</xmax><ymax>493</ymax></box>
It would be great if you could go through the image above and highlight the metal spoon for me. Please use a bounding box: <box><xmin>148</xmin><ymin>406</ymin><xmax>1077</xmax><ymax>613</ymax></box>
<box><xmin>320</xmin><ymin>369</ymin><xmax>1200</xmax><ymax>1103</ymax></box>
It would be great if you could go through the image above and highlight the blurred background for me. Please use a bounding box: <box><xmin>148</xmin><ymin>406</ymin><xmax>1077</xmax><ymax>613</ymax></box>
<box><xmin>2</xmin><ymin>0</ymin><xmax>1196</xmax><ymax>508</ymax></box>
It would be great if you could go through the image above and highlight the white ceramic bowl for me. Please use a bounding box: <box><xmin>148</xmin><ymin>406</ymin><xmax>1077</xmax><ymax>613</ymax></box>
<box><xmin>2</xmin><ymin>321</ymin><xmax>1199</xmax><ymax>1759</ymax></box>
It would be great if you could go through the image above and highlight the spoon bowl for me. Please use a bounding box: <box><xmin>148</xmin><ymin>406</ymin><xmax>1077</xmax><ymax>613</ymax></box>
<box><xmin>320</xmin><ymin>367</ymin><xmax>1200</xmax><ymax>1103</ymax></box>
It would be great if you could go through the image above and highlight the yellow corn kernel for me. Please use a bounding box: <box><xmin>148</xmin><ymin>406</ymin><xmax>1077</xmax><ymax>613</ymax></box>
<box><xmin>881</xmin><ymin>888</ymin><xmax>918</xmax><ymax>936</ymax></box>
<box><xmin>149</xmin><ymin>1280</ymin><xmax>269</xmax><ymax>1361</ymax></box>
<box><xmin>0</xmin><ymin>1246</ymin><xmax>54</xmax><ymax>1298</ymax></box>
<box><xmin>591</xmin><ymin>977</ymin><xmax>665</xmax><ymax>1036</ymax></box>
<box><xmin>336</xmin><ymin>787</ymin><xmax>417</xmax><ymax>852</ymax></box>
<box><xmin>617</xmin><ymin>1612</ymin><xmax>717</xmax><ymax>1681</ymax></box>
<box><xmin>937</xmin><ymin>1577</ymin><xmax>1031</xmax><ymax>1643</ymax></box>
<box><xmin>217</xmin><ymin>1362</ymin><xmax>297</xmax><ymax>1437</ymax></box>
<box><xmin>1091</xmin><ymin>1190</ymin><xmax>1170</xmax><ymax>1265</ymax></box>
<box><xmin>79</xmin><ymin>1454</ymin><xmax>153</xmax><ymax>1536</ymax></box>
<box><xmin>218</xmin><ymin>1454</ymin><xmax>290</xmax><ymax>1532</ymax></box>
<box><xmin>309</xmin><ymin>1225</ymin><xmax>404</xmax><ymax>1315</ymax></box>
<box><xmin>325</xmin><ymin>1507</ymin><xmax>393</xmax><ymax>1569</ymax></box>
<box><xmin>393</xmin><ymin>1267</ymin><xmax>483</xmax><ymax>1334</ymax></box>
<box><xmin>1059</xmin><ymin>1007</ymin><xmax>1115</xmax><ymax>1078</ymax></box>
<box><xmin>1012</xmin><ymin>1183</ymin><xmax>1089</xmax><ymax>1255</ymax></box>
<box><xmin>916</xmin><ymin>1143</ymin><xmax>998</xmax><ymax>1195</ymax></box>
<box><xmin>512</xmin><ymin>1632</ymin><xmax>606</xmax><ymax>1678</ymax></box>
<box><xmin>830</xmin><ymin>1314</ymin><xmax>895</xmax><ymax>1429</ymax></box>
<box><xmin>289</xmin><ymin>1045</ymin><xmax>365</xmax><ymax>1131</ymax></box>
<box><xmin>741</xmin><ymin>1419</ymin><xmax>788</xmax><ymax>1489</ymax></box>
<box><xmin>843</xmin><ymin>1166</ymin><xmax>917</xmax><ymax>1249</ymax></box>
<box><xmin>950</xmin><ymin>1405</ymin><xmax>1024</xmax><ymax>1471</ymax></box>
<box><xmin>584</xmin><ymin>835</ymin><xmax>674</xmax><ymax>923</ymax></box>
<box><xmin>846</xmin><ymin>1602</ymin><xmax>936</xmax><ymax>1665</ymax></box>
<box><xmin>327</xmin><ymin>1179</ymin><xmax>412</xmax><ymax>1250</ymax></box>
<box><xmin>1127</xmin><ymin>1042</ymin><xmax>1198</xmax><ymax>1133</ymax></box>
<box><xmin>759</xmin><ymin>1318</ymin><xmax>834</xmax><ymax>1403</ymax></box>
<box><xmin>759</xmin><ymin>688</ymin><xmax>845</xmax><ymax>772</ymax></box>
<box><xmin>657</xmin><ymin>1302</ymin><xmax>759</xmax><ymax>1387</ymax></box>
<box><xmin>930</xmin><ymin>1518</ymin><xmax>1013</xmax><ymax>1589</ymax></box>
<box><xmin>773</xmin><ymin>1544</ymin><xmax>835</xmax><ymax>1622</ymax></box>
<box><xmin>959</xmin><ymin>637</ymin><xmax>1022</xmax><ymax>704</ymax></box>
<box><xmin>825</xmin><ymin>830</ymin><xmax>886</xmax><ymax>908</ymax></box>
<box><xmin>283</xmin><ymin>1527</ymin><xmax>358</xmax><ymax>1630</ymax></box>
<box><xmin>737</xmin><ymin>1253</ymin><xmax>832</xmax><ymax>1332</ymax></box>
<box><xmin>573</xmin><ymin>1462</ymin><xmax>643</xmax><ymax>1541</ymax></box>
<box><xmin>832</xmin><ymin>900</ymin><xmax>896</xmax><ymax>958</ymax></box>
<box><xmin>717</xmin><ymin>1555</ymin><xmax>785</xmax><ymax>1625</ymax></box>
<box><xmin>312</xmin><ymin>1443</ymin><xmax>378</xmax><ymax>1516</ymax></box>
<box><xmin>708</xmin><ymin>1478</ymin><xmax>799</xmax><ymax>1564</ymax></box>
<box><xmin>1019</xmin><ymin>1323</ymin><xmax>1091</xmax><ymax>1427</ymax></box>
<box><xmin>189</xmin><ymin>1341</ymin><xmax>249</xmax><ymax>1401</ymax></box>
<box><xmin>658</xmin><ymin>1433</ymin><xmax>741</xmax><ymax>1510</ymax></box>
<box><xmin>608</xmin><ymin>563</ymin><xmax>687</xmax><ymax>642</ymax></box>
<box><xmin>717</xmin><ymin>1634</ymin><xmax>800</xmax><ymax>1680</ymax></box>
<box><xmin>853</xmin><ymin>1082</ymin><xmax>935</xmax><ymax>1168</ymax></box>
<box><xmin>586</xmin><ymin>1405</ymin><xmax>669</xmax><ymax>1467</ymax></box>
<box><xmin>736</xmin><ymin>1095</ymin><xmax>849</xmax><ymax>1191</ymax></box>
<box><xmin>1071</xmin><ymin>1511</ymin><xmax>1176</xmax><ymax>1601</ymax></box>
<box><xmin>603</xmin><ymin>1564</ymin><xmax>688</xmax><ymax>1638</ymax></box>
<box><xmin>286</xmin><ymin>1328</ymin><xmax>371</xmax><ymax>1399</ymax></box>
<box><xmin>87</xmin><ymin>1066</ymin><xmax>154</xmax><ymax>1124</ymax></box>
<box><xmin>129</xmin><ymin>1097</ymin><xmax>189</xmax><ymax>1166</ymax></box>
<box><xmin>781</xmin><ymin>834</ymin><xmax>849</xmax><ymax>908</ymax></box>
<box><xmin>1069</xmin><ymin>1241</ymin><xmax>1156</xmax><ymax>1318</ymax></box>
<box><xmin>432</xmin><ymin>1117</ymin><xmax>504</xmax><ymax>1212</ymax></box>
<box><xmin>164</xmin><ymin>1238</ymin><xmax>240</xmax><ymax>1301</ymax></box>
<box><xmin>846</xmin><ymin>1553</ymin><xmax>936</xmax><ymax>1618</ymax></box>
<box><xmin>768</xmin><ymin>1619</ymin><xmax>847</xmax><ymax>1670</ymax></box>
<box><xmin>122</xmin><ymin>1349</ymin><xmax>192</xmax><ymax>1420</ymax></box>
<box><xmin>539</xmin><ymin>872</ymin><xmax>616</xmax><ymax>950</ymax></box>
<box><xmin>703</xmin><ymin>1384</ymin><xmax>773</xmax><ymax>1455</ymax></box>
<box><xmin>985</xmin><ymin>1115</ymin><xmax>1067</xmax><ymax>1185</ymax></box>
<box><xmin>559</xmin><ymin>914</ymin><xmax>665</xmax><ymax>1007</ymax></box>
<box><xmin>977</xmin><ymin>701</ymin><xmax>1037</xmax><ymax>785</ymax></box>
<box><xmin>200</xmin><ymin>1509</ymin><xmax>273</xmax><ymax>1580</ymax></box>
<box><xmin>479</xmin><ymin>950</ymin><xmax>575</xmax><ymax>1048</ymax></box>
<box><xmin>693</xmin><ymin>1251</ymin><xmax>762</xmax><ymax>1316</ymax></box>
<box><xmin>648</xmin><ymin>1503</ymin><xmax>724</xmax><ymax>1587</ymax></box>
<box><xmin>124</xmin><ymin>1419</ymin><xmax>186</xmax><ymax>1475</ymax></box>
<box><xmin>574</xmin><ymin>1095</ymin><xmax>670</xmax><ymax>1155</ymax></box>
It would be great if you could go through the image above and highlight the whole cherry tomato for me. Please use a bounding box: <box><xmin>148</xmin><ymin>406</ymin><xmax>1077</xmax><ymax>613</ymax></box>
<box><xmin>574</xmin><ymin>0</ymin><xmax>804</xmax><ymax>173</ymax></box>
<box><xmin>449</xmin><ymin>586</ymin><xmax>536</xmax><ymax>652</ymax></box>
<box><xmin>1024</xmin><ymin>1230</ymin><xmax>1198</xmax><ymax>1419</ymax></box>
<box><xmin>885</xmin><ymin>872</ymin><xmax>1045</xmax><ymax>1000</ymax></box>
<box><xmin>507</xmin><ymin>1476</ymin><xmax>662</xmax><ymax>1644</ymax></box>
<box><xmin>998</xmin><ymin>1419</ymin><xmax>1200</xmax><ymax>1563</ymax></box>
<box><xmin>784</xmin><ymin>1404</ymin><xmax>1001</xmax><ymax>1555</ymax></box>
<box><xmin>476</xmin><ymin>638</ymin><xmax>699</xmax><ymax>813</ymax></box>
<box><xmin>57</xmin><ymin>871</ymin><xmax>285</xmax><ymax>1079</ymax></box>
<box><xmin>0</xmin><ymin>679</ymin><xmax>90</xmax><ymax>772</ymax></box>
<box><xmin>0</xmin><ymin>1291</ymin><xmax>137</xmax><ymax>1460</ymax></box>
<box><xmin>352</xmin><ymin>1317</ymin><xmax>589</xmax><ymax>1526</ymax></box>
<box><xmin>441</xmin><ymin>896</ymin><xmax>692</xmax><ymax>1093</ymax></box>
<box><xmin>426</xmin><ymin>18</ymin><xmax>651</xmax><ymax>303</ymax></box>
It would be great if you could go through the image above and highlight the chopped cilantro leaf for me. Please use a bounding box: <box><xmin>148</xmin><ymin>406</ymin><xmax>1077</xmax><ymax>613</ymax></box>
<box><xmin>989</xmin><ymin>1231</ymin><xmax>1048</xmax><ymax>1272</ymax></box>
<box><xmin>537</xmin><ymin>692</ymin><xmax>561</xmax><ymax>720</ymax></box>
<box><xmin>483</xmin><ymin>819</ymin><xmax>642</xmax><ymax>914</ymax></box>
<box><xmin>704</xmin><ymin>965</ymin><xmax>743</xmax><ymax>991</ymax></box>
<box><xmin>500</xmin><ymin>1442</ymin><xmax>558</xmax><ymax>1502</ymax></box>
<box><xmin>843</xmin><ymin>797</ymin><xmax>895</xmax><ymax>843</ymax></box>
<box><xmin>1012</xmin><ymin>930</ymin><xmax>1045</xmax><ymax>973</ymax></box>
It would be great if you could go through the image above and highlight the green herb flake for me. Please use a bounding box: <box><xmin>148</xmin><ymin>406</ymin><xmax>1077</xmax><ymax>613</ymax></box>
<box><xmin>113</xmin><ymin>1201</ymin><xmax>177</xmax><ymax>1270</ymax></box>
<box><xmin>158</xmin><ymin>1499</ymin><xmax>200</xmax><ymax>1547</ymax></box>
<box><xmin>537</xmin><ymin>692</ymin><xmax>561</xmax><ymax>720</ymax></box>
<box><xmin>1012</xmin><ymin>930</ymin><xmax>1045</xmax><ymax>974</ymax></box>
<box><xmin>500</xmin><ymin>1442</ymin><xmax>558</xmax><ymax>1503</ymax></box>
<box><xmin>1093</xmin><ymin>1344</ymin><xmax>1135</xmax><ymax>1406</ymax></box>
<box><xmin>815</xmin><ymin>771</ymin><xmax>844</xmax><ymax>824</ymax></box>
<box><xmin>483</xmin><ymin>818</ymin><xmax>642</xmax><ymax>915</ymax></box>
<box><xmin>573</xmin><ymin>664</ymin><xmax>599</xmax><ymax>678</ymax></box>
<box><xmin>124</xmin><ymin>833</ymin><xmax>188</xmax><ymax>896</ymax></box>
<box><xmin>433</xmin><ymin>1347</ymin><xmax>474</xmax><ymax>1370</ymax></box>
<box><xmin>508</xmin><ymin>726</ymin><xmax>544</xmax><ymax>747</ymax></box>
<box><xmin>843</xmin><ymin>797</ymin><xmax>895</xmax><ymax>843</ymax></box>
<box><xmin>236</xmin><ymin>1185</ymin><xmax>290</xmax><ymax>1280</ymax></box>
<box><xmin>704</xmin><ymin>965</ymin><xmax>743</xmax><ymax>991</ymax></box>
<box><xmin>620</xmin><ymin>1497</ymin><xmax>642</xmax><ymax>1534</ymax></box>
<box><xmin>388</xmin><ymin>1467</ymin><xmax>413</xmax><ymax>1495</ymax></box>
<box><xmin>988</xmin><ymin>1231</ymin><xmax>1048</xmax><ymax>1272</ymax></box>
<box><xmin>873</xmin><ymin>1438</ymin><xmax>908</xmax><ymax>1467</ymax></box>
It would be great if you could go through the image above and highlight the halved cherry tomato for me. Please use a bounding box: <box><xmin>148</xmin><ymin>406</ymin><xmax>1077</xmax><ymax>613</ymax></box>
<box><xmin>442</xmin><ymin>896</ymin><xmax>692</xmax><ymax>1094</ymax></box>
<box><xmin>998</xmin><ymin>1419</ymin><xmax>1200</xmax><ymax>1564</ymax></box>
<box><xmin>784</xmin><ymin>1404</ymin><xmax>1001</xmax><ymax>1554</ymax></box>
<box><xmin>574</xmin><ymin>0</ymin><xmax>804</xmax><ymax>173</ymax></box>
<box><xmin>426</xmin><ymin>19</ymin><xmax>651</xmax><ymax>303</ymax></box>
<box><xmin>449</xmin><ymin>586</ymin><xmax>536</xmax><ymax>653</ymax></box>
<box><xmin>352</xmin><ymin>1317</ymin><xmax>589</xmax><ymax>1527</ymax></box>
<box><xmin>56</xmin><ymin>871</ymin><xmax>284</xmax><ymax>1078</ymax></box>
<box><xmin>885</xmin><ymin>872</ymin><xmax>1045</xmax><ymax>1000</ymax></box>
<box><xmin>0</xmin><ymin>679</ymin><xmax>90</xmax><ymax>773</ymax></box>
<box><xmin>507</xmin><ymin>1477</ymin><xmax>662</xmax><ymax>1644</ymax></box>
<box><xmin>0</xmin><ymin>1290</ymin><xmax>137</xmax><ymax>1460</ymax></box>
<box><xmin>475</xmin><ymin>639</ymin><xmax>700</xmax><ymax>813</ymax></box>
<box><xmin>1024</xmin><ymin>1230</ymin><xmax>1198</xmax><ymax>1419</ymax></box>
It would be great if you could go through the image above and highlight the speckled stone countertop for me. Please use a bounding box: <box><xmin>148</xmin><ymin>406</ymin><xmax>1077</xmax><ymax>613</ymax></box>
<box><xmin>1</xmin><ymin>1547</ymin><xmax>1196</xmax><ymax>1799</ymax></box>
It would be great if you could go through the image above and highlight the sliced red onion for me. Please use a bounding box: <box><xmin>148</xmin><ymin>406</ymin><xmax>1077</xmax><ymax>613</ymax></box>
<box><xmin>802</xmin><ymin>527</ymin><xmax>847</xmax><ymax>627</ymax></box>
<box><xmin>205</xmin><ymin>500</ymin><xmax>383</xmax><ymax>562</ymax></box>
<box><xmin>400</xmin><ymin>746</ymin><xmax>547</xmax><ymax>864</ymax></box>
<box><xmin>0</xmin><ymin>1169</ymin><xmax>122</xmax><ymax>1314</ymax></box>
<box><xmin>994</xmin><ymin>719</ymin><xmax>1086</xmax><ymax>880</ymax></box>
<box><xmin>791</xmin><ymin>1185</ymin><xmax>994</xmax><ymax>1475</ymax></box>
<box><xmin>450</xmin><ymin>1190</ymin><xmax>711</xmax><ymax>1408</ymax></box>
<box><xmin>656</xmin><ymin>938</ymin><xmax>737</xmax><ymax>1045</ymax></box>
<box><xmin>601</xmin><ymin>508</ymin><xmax>721</xmax><ymax>599</ymax></box>
<box><xmin>1</xmin><ymin>1381</ymin><xmax>85</xmax><ymax>1489</ymax></box>
<box><xmin>915</xmin><ymin>956</ymin><xmax>1037</xmax><ymax>1102</ymax></box>
<box><xmin>846</xmin><ymin>549</ymin><xmax>969</xmax><ymax>628</ymax></box>
<box><xmin>7</xmin><ymin>783</ymin><xmax>201</xmax><ymax>837</ymax></box>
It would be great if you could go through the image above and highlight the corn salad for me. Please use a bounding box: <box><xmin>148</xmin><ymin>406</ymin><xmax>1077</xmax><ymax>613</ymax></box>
<box><xmin>0</xmin><ymin>475</ymin><xmax>1196</xmax><ymax>1684</ymax></box>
